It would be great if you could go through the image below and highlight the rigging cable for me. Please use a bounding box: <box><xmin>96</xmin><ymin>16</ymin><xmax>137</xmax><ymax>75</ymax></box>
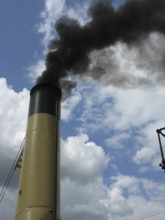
<box><xmin>0</xmin><ymin>138</ymin><xmax>24</xmax><ymax>204</ymax></box>
<box><xmin>138</xmin><ymin>209</ymin><xmax>165</xmax><ymax>220</ymax></box>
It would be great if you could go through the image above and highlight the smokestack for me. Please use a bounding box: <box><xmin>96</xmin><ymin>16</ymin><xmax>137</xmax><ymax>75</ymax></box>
<box><xmin>14</xmin><ymin>83</ymin><xmax>61</xmax><ymax>220</ymax></box>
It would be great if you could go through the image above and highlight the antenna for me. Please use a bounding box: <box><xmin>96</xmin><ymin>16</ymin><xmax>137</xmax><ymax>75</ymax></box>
<box><xmin>156</xmin><ymin>127</ymin><xmax>165</xmax><ymax>171</ymax></box>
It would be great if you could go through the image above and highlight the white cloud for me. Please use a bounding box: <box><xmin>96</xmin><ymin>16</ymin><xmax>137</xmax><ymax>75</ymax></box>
<box><xmin>133</xmin><ymin>147</ymin><xmax>156</xmax><ymax>165</ymax></box>
<box><xmin>27</xmin><ymin>59</ymin><xmax>46</xmax><ymax>83</ymax></box>
<box><xmin>64</xmin><ymin>1</ymin><xmax>92</xmax><ymax>25</ymax></box>
<box><xmin>60</xmin><ymin>132</ymin><xmax>165</xmax><ymax>220</ymax></box>
<box><xmin>74</xmin><ymin>80</ymin><xmax>165</xmax><ymax>133</ymax></box>
<box><xmin>37</xmin><ymin>0</ymin><xmax>91</xmax><ymax>48</ymax></box>
<box><xmin>133</xmin><ymin>122</ymin><xmax>164</xmax><ymax>170</ymax></box>
<box><xmin>61</xmin><ymin>133</ymin><xmax>109</xmax><ymax>184</ymax></box>
<box><xmin>107</xmin><ymin>187</ymin><xmax>133</xmax><ymax>218</ymax></box>
<box><xmin>0</xmin><ymin>187</ymin><xmax>18</xmax><ymax>220</ymax></box>
<box><xmin>0</xmin><ymin>77</ymin><xmax>29</xmax><ymax>193</ymax></box>
<box><xmin>64</xmin><ymin>78</ymin><xmax>165</xmax><ymax>173</ymax></box>
<box><xmin>105</xmin><ymin>175</ymin><xmax>165</xmax><ymax>220</ymax></box>
<box><xmin>61</xmin><ymin>91</ymin><xmax>82</xmax><ymax>121</ymax></box>
<box><xmin>61</xmin><ymin>182</ymin><xmax>108</xmax><ymax>220</ymax></box>
<box><xmin>37</xmin><ymin>0</ymin><xmax>66</xmax><ymax>47</ymax></box>
<box><xmin>61</xmin><ymin>172</ymin><xmax>165</xmax><ymax>220</ymax></box>
<box><xmin>60</xmin><ymin>133</ymin><xmax>110</xmax><ymax>220</ymax></box>
<box><xmin>0</xmin><ymin>78</ymin><xmax>29</xmax><ymax>219</ymax></box>
<box><xmin>108</xmin><ymin>87</ymin><xmax>165</xmax><ymax>130</ymax></box>
<box><xmin>0</xmin><ymin>78</ymin><xmax>29</xmax><ymax>153</ymax></box>
<box><xmin>111</xmin><ymin>175</ymin><xmax>142</xmax><ymax>194</ymax></box>
<box><xmin>106</xmin><ymin>132</ymin><xmax>130</xmax><ymax>149</ymax></box>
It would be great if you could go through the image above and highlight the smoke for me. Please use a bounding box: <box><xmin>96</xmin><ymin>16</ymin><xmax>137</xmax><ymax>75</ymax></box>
<box><xmin>37</xmin><ymin>0</ymin><xmax>165</xmax><ymax>92</ymax></box>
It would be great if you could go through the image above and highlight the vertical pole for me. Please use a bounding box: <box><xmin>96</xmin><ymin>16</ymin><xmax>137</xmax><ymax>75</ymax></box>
<box><xmin>157</xmin><ymin>132</ymin><xmax>165</xmax><ymax>162</ymax></box>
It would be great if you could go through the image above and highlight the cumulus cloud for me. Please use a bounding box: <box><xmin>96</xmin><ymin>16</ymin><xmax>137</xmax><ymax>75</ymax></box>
<box><xmin>61</xmin><ymin>133</ymin><xmax>109</xmax><ymax>184</ymax></box>
<box><xmin>36</xmin><ymin>0</ymin><xmax>91</xmax><ymax>48</ymax></box>
<box><xmin>61</xmin><ymin>172</ymin><xmax>165</xmax><ymax>220</ymax></box>
<box><xmin>61</xmin><ymin>177</ymin><xmax>108</xmax><ymax>220</ymax></box>
<box><xmin>75</xmin><ymin>81</ymin><xmax>160</xmax><ymax>132</ymax></box>
<box><xmin>107</xmin><ymin>87</ymin><xmax>165</xmax><ymax>130</ymax></box>
<box><xmin>61</xmin><ymin>90</ymin><xmax>82</xmax><ymax>121</ymax></box>
<box><xmin>65</xmin><ymin>78</ymin><xmax>165</xmax><ymax>174</ymax></box>
<box><xmin>133</xmin><ymin>122</ymin><xmax>163</xmax><ymax>170</ymax></box>
<box><xmin>37</xmin><ymin>0</ymin><xmax>66</xmax><ymax>47</ymax></box>
<box><xmin>0</xmin><ymin>78</ymin><xmax>29</xmax><ymax>153</ymax></box>
<box><xmin>60</xmin><ymin>132</ymin><xmax>165</xmax><ymax>220</ymax></box>
<box><xmin>60</xmin><ymin>133</ymin><xmax>110</xmax><ymax>220</ymax></box>
<box><xmin>109</xmin><ymin>175</ymin><xmax>165</xmax><ymax>219</ymax></box>
<box><xmin>0</xmin><ymin>187</ymin><xmax>18</xmax><ymax>220</ymax></box>
<box><xmin>106</xmin><ymin>132</ymin><xmax>130</xmax><ymax>149</ymax></box>
<box><xmin>63</xmin><ymin>1</ymin><xmax>92</xmax><ymax>25</ymax></box>
<box><xmin>27</xmin><ymin>59</ymin><xmax>46</xmax><ymax>83</ymax></box>
<box><xmin>104</xmin><ymin>175</ymin><xmax>165</xmax><ymax>220</ymax></box>
<box><xmin>0</xmin><ymin>78</ymin><xmax>29</xmax><ymax>219</ymax></box>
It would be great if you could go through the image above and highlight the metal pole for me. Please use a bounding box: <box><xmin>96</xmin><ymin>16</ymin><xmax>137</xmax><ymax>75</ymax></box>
<box><xmin>156</xmin><ymin>128</ymin><xmax>165</xmax><ymax>171</ymax></box>
<box><xmin>157</xmin><ymin>131</ymin><xmax>165</xmax><ymax>162</ymax></box>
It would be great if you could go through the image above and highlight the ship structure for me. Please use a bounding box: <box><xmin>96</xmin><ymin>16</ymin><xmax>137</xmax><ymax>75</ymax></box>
<box><xmin>14</xmin><ymin>83</ymin><xmax>61</xmax><ymax>220</ymax></box>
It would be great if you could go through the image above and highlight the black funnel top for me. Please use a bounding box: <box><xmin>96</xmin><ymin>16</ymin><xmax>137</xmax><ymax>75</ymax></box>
<box><xmin>28</xmin><ymin>83</ymin><xmax>61</xmax><ymax>117</ymax></box>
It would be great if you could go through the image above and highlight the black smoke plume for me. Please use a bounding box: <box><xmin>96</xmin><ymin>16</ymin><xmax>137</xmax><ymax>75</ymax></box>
<box><xmin>37</xmin><ymin>0</ymin><xmax>165</xmax><ymax>90</ymax></box>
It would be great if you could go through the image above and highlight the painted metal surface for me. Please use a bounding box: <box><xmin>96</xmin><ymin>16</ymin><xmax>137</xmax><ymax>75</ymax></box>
<box><xmin>14</xmin><ymin>84</ymin><xmax>61</xmax><ymax>220</ymax></box>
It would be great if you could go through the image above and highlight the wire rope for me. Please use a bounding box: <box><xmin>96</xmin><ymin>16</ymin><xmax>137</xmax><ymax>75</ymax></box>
<box><xmin>0</xmin><ymin>138</ymin><xmax>24</xmax><ymax>204</ymax></box>
<box><xmin>137</xmin><ymin>210</ymin><xmax>165</xmax><ymax>220</ymax></box>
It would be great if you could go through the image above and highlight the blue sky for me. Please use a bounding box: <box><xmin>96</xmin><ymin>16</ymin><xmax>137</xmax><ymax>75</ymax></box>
<box><xmin>0</xmin><ymin>0</ymin><xmax>44</xmax><ymax>90</ymax></box>
<box><xmin>1</xmin><ymin>1</ymin><xmax>165</xmax><ymax>220</ymax></box>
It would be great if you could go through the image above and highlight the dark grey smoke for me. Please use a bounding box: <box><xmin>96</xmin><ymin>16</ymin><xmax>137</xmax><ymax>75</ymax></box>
<box><xmin>37</xmin><ymin>0</ymin><xmax>165</xmax><ymax>89</ymax></box>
